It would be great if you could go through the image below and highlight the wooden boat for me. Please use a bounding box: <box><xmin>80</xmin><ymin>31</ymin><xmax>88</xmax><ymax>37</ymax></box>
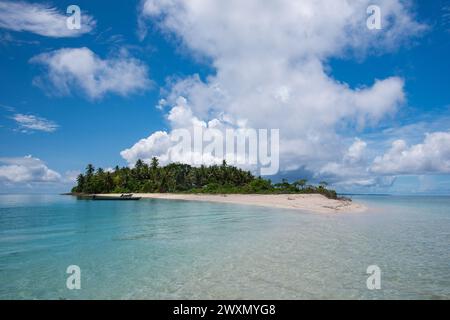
<box><xmin>76</xmin><ymin>194</ymin><xmax>141</xmax><ymax>201</ymax></box>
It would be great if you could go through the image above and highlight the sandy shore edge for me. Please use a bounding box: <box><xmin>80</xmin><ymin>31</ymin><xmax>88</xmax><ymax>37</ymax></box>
<box><xmin>94</xmin><ymin>193</ymin><xmax>367</xmax><ymax>214</ymax></box>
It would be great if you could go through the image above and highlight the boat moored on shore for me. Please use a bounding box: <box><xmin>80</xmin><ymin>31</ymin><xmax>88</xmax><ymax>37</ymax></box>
<box><xmin>75</xmin><ymin>194</ymin><xmax>141</xmax><ymax>201</ymax></box>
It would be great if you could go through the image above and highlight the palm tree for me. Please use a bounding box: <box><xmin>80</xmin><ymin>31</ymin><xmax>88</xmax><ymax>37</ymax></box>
<box><xmin>85</xmin><ymin>164</ymin><xmax>95</xmax><ymax>177</ymax></box>
<box><xmin>76</xmin><ymin>174</ymin><xmax>85</xmax><ymax>192</ymax></box>
<box><xmin>135</xmin><ymin>159</ymin><xmax>145</xmax><ymax>170</ymax></box>
<box><xmin>151</xmin><ymin>157</ymin><xmax>159</xmax><ymax>170</ymax></box>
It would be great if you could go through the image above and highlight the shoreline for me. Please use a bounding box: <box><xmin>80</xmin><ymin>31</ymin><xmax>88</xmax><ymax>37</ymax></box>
<box><xmin>91</xmin><ymin>193</ymin><xmax>367</xmax><ymax>214</ymax></box>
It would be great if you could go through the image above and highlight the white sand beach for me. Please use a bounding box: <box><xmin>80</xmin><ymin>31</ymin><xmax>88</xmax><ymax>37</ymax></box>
<box><xmin>95</xmin><ymin>193</ymin><xmax>366</xmax><ymax>214</ymax></box>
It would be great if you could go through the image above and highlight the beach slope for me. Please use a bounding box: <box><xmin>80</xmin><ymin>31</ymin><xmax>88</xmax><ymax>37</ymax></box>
<box><xmin>94</xmin><ymin>193</ymin><xmax>366</xmax><ymax>214</ymax></box>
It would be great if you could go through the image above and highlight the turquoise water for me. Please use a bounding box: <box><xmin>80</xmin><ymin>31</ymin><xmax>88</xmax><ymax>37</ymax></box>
<box><xmin>0</xmin><ymin>194</ymin><xmax>449</xmax><ymax>299</ymax></box>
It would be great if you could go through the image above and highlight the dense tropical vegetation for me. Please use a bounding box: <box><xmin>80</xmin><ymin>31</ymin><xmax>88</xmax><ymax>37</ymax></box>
<box><xmin>71</xmin><ymin>158</ymin><xmax>338</xmax><ymax>199</ymax></box>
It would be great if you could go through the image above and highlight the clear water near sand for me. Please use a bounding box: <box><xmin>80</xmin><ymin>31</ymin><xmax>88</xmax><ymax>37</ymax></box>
<box><xmin>0</xmin><ymin>194</ymin><xmax>449</xmax><ymax>299</ymax></box>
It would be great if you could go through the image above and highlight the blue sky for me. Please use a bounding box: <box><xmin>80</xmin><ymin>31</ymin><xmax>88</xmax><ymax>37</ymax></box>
<box><xmin>0</xmin><ymin>0</ymin><xmax>449</xmax><ymax>194</ymax></box>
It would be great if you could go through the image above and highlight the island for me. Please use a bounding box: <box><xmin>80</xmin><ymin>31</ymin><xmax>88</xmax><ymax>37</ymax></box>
<box><xmin>70</xmin><ymin>158</ymin><xmax>365</xmax><ymax>213</ymax></box>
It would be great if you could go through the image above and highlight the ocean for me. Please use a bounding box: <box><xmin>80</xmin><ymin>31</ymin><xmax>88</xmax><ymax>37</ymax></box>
<box><xmin>0</xmin><ymin>194</ymin><xmax>449</xmax><ymax>299</ymax></box>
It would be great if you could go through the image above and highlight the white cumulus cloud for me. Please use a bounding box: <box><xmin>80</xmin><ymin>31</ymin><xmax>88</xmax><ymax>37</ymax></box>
<box><xmin>121</xmin><ymin>98</ymin><xmax>239</xmax><ymax>167</ymax></box>
<box><xmin>318</xmin><ymin>138</ymin><xmax>400</xmax><ymax>189</ymax></box>
<box><xmin>0</xmin><ymin>155</ymin><xmax>61</xmax><ymax>183</ymax></box>
<box><xmin>124</xmin><ymin>0</ymin><xmax>424</xmax><ymax>179</ymax></box>
<box><xmin>371</xmin><ymin>132</ymin><xmax>450</xmax><ymax>175</ymax></box>
<box><xmin>319</xmin><ymin>138</ymin><xmax>368</xmax><ymax>178</ymax></box>
<box><xmin>30</xmin><ymin>47</ymin><xmax>151</xmax><ymax>100</ymax></box>
<box><xmin>0</xmin><ymin>1</ymin><xmax>95</xmax><ymax>37</ymax></box>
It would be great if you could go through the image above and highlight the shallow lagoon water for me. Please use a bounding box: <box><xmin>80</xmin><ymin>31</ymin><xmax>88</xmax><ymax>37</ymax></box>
<box><xmin>0</xmin><ymin>194</ymin><xmax>449</xmax><ymax>299</ymax></box>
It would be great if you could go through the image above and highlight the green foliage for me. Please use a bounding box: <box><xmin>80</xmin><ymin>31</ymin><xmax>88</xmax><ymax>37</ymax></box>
<box><xmin>246</xmin><ymin>177</ymin><xmax>273</xmax><ymax>193</ymax></box>
<box><xmin>71</xmin><ymin>158</ymin><xmax>338</xmax><ymax>199</ymax></box>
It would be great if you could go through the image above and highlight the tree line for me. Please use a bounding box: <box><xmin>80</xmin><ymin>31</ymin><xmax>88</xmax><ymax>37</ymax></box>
<box><xmin>71</xmin><ymin>158</ymin><xmax>337</xmax><ymax>199</ymax></box>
